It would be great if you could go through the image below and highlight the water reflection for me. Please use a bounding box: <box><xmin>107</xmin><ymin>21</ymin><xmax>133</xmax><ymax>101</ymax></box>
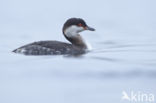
<box><xmin>89</xmin><ymin>56</ymin><xmax>118</xmax><ymax>62</ymax></box>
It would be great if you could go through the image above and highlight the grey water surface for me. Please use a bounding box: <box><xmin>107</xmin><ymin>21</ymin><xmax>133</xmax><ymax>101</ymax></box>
<box><xmin>0</xmin><ymin>0</ymin><xmax>156</xmax><ymax>103</ymax></box>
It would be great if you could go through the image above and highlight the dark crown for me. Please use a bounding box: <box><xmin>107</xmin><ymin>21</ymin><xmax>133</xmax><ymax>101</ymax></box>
<box><xmin>62</xmin><ymin>18</ymin><xmax>87</xmax><ymax>33</ymax></box>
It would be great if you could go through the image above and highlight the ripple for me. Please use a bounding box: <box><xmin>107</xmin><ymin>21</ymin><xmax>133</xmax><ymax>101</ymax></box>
<box><xmin>47</xmin><ymin>70</ymin><xmax>156</xmax><ymax>79</ymax></box>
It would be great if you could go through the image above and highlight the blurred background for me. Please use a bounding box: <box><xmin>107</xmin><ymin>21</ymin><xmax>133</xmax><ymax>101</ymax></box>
<box><xmin>0</xmin><ymin>0</ymin><xmax>156</xmax><ymax>103</ymax></box>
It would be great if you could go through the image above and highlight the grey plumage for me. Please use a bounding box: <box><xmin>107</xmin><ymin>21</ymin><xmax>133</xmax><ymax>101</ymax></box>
<box><xmin>13</xmin><ymin>18</ymin><xmax>95</xmax><ymax>56</ymax></box>
<box><xmin>13</xmin><ymin>41</ymin><xmax>86</xmax><ymax>55</ymax></box>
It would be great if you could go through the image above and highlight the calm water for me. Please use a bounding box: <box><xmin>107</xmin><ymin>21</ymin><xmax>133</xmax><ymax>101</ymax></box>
<box><xmin>0</xmin><ymin>0</ymin><xmax>156</xmax><ymax>103</ymax></box>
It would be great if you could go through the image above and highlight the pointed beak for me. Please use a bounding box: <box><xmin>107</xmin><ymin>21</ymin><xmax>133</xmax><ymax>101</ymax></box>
<box><xmin>85</xmin><ymin>26</ymin><xmax>95</xmax><ymax>31</ymax></box>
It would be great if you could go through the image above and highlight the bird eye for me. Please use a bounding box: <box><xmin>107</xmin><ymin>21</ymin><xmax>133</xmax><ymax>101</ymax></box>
<box><xmin>78</xmin><ymin>23</ymin><xmax>82</xmax><ymax>27</ymax></box>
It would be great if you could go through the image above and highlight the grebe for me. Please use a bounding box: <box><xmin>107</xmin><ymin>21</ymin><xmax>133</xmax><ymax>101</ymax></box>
<box><xmin>13</xmin><ymin>18</ymin><xmax>95</xmax><ymax>55</ymax></box>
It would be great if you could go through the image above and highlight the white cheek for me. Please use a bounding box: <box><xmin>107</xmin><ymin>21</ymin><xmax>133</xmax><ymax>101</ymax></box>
<box><xmin>64</xmin><ymin>25</ymin><xmax>84</xmax><ymax>37</ymax></box>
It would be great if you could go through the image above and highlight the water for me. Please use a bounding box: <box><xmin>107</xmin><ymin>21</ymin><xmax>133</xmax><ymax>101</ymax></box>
<box><xmin>0</xmin><ymin>0</ymin><xmax>156</xmax><ymax>103</ymax></box>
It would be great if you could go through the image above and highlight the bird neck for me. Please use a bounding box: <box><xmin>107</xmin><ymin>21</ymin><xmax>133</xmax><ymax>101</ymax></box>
<box><xmin>64</xmin><ymin>34</ymin><xmax>87</xmax><ymax>49</ymax></box>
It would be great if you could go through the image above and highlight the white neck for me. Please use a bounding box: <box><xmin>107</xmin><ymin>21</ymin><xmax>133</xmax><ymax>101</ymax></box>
<box><xmin>64</xmin><ymin>25</ymin><xmax>92</xmax><ymax>50</ymax></box>
<box><xmin>64</xmin><ymin>25</ymin><xmax>84</xmax><ymax>38</ymax></box>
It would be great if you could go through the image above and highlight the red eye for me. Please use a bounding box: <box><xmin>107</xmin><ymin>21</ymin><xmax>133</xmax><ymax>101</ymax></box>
<box><xmin>78</xmin><ymin>23</ymin><xmax>82</xmax><ymax>27</ymax></box>
<box><xmin>78</xmin><ymin>23</ymin><xmax>87</xmax><ymax>29</ymax></box>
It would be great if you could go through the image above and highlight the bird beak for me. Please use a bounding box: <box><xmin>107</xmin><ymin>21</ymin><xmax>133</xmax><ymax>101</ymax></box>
<box><xmin>85</xmin><ymin>26</ymin><xmax>95</xmax><ymax>31</ymax></box>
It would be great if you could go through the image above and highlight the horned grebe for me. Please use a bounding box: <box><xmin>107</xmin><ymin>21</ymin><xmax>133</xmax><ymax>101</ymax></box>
<box><xmin>13</xmin><ymin>18</ymin><xmax>95</xmax><ymax>55</ymax></box>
